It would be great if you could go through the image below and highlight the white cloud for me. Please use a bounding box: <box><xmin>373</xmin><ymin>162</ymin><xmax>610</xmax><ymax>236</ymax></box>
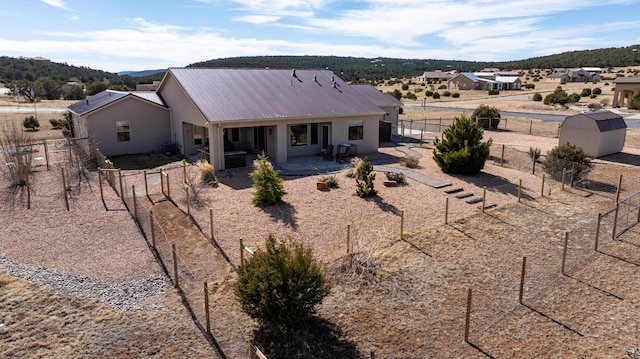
<box><xmin>41</xmin><ymin>0</ymin><xmax>66</xmax><ymax>9</ymax></box>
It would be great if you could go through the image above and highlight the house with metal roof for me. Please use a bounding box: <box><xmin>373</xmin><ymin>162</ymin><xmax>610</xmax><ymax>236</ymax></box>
<box><xmin>68</xmin><ymin>90</ymin><xmax>171</xmax><ymax>156</ymax></box>
<box><xmin>70</xmin><ymin>68</ymin><xmax>390</xmax><ymax>170</ymax></box>
<box><xmin>558</xmin><ymin>110</ymin><xmax>627</xmax><ymax>157</ymax></box>
<box><xmin>612</xmin><ymin>76</ymin><xmax>640</xmax><ymax>108</ymax></box>
<box><xmin>547</xmin><ymin>67</ymin><xmax>602</xmax><ymax>83</ymax></box>
<box><xmin>447</xmin><ymin>72</ymin><xmax>521</xmax><ymax>91</ymax></box>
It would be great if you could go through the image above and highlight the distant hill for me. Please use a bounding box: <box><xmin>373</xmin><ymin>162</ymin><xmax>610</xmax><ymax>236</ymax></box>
<box><xmin>117</xmin><ymin>69</ymin><xmax>166</xmax><ymax>77</ymax></box>
<box><xmin>1</xmin><ymin>45</ymin><xmax>639</xmax><ymax>89</ymax></box>
<box><xmin>189</xmin><ymin>45</ymin><xmax>640</xmax><ymax>82</ymax></box>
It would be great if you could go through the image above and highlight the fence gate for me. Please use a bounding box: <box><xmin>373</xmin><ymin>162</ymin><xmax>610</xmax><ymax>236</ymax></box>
<box><xmin>612</xmin><ymin>191</ymin><xmax>640</xmax><ymax>239</ymax></box>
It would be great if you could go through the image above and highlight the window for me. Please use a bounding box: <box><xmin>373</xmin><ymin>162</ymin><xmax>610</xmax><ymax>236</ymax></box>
<box><xmin>348</xmin><ymin>120</ymin><xmax>363</xmax><ymax>141</ymax></box>
<box><xmin>194</xmin><ymin>125</ymin><xmax>208</xmax><ymax>146</ymax></box>
<box><xmin>290</xmin><ymin>124</ymin><xmax>307</xmax><ymax>146</ymax></box>
<box><xmin>310</xmin><ymin>123</ymin><xmax>318</xmax><ymax>145</ymax></box>
<box><xmin>116</xmin><ymin>121</ymin><xmax>130</xmax><ymax>142</ymax></box>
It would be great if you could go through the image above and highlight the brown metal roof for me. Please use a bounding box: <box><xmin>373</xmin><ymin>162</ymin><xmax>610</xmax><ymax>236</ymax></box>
<box><xmin>613</xmin><ymin>76</ymin><xmax>640</xmax><ymax>84</ymax></box>
<box><xmin>569</xmin><ymin>110</ymin><xmax>627</xmax><ymax>132</ymax></box>
<box><xmin>68</xmin><ymin>90</ymin><xmax>167</xmax><ymax>116</ymax></box>
<box><xmin>164</xmin><ymin>68</ymin><xmax>385</xmax><ymax>123</ymax></box>
<box><xmin>350</xmin><ymin>84</ymin><xmax>403</xmax><ymax>107</ymax></box>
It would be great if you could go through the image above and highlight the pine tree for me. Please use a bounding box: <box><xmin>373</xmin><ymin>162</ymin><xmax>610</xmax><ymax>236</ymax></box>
<box><xmin>355</xmin><ymin>156</ymin><xmax>377</xmax><ymax>198</ymax></box>
<box><xmin>433</xmin><ymin>115</ymin><xmax>492</xmax><ymax>174</ymax></box>
<box><xmin>249</xmin><ymin>153</ymin><xmax>286</xmax><ymax>206</ymax></box>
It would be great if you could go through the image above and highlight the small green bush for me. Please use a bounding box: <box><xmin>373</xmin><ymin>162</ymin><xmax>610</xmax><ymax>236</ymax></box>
<box><xmin>471</xmin><ymin>104</ymin><xmax>501</xmax><ymax>129</ymax></box>
<box><xmin>544</xmin><ymin>86</ymin><xmax>569</xmax><ymax>105</ymax></box>
<box><xmin>442</xmin><ymin>91</ymin><xmax>451</xmax><ymax>97</ymax></box>
<box><xmin>405</xmin><ymin>92</ymin><xmax>417</xmax><ymax>100</ymax></box>
<box><xmin>250</xmin><ymin>153</ymin><xmax>287</xmax><ymax>206</ymax></box>
<box><xmin>451</xmin><ymin>92</ymin><xmax>460</xmax><ymax>98</ymax></box>
<box><xmin>543</xmin><ymin>143</ymin><xmax>593</xmax><ymax>182</ymax></box>
<box><xmin>532</xmin><ymin>92</ymin><xmax>543</xmax><ymax>101</ymax></box>
<box><xmin>568</xmin><ymin>93</ymin><xmax>581</xmax><ymax>103</ymax></box>
<box><xmin>488</xmin><ymin>89</ymin><xmax>499</xmax><ymax>95</ymax></box>
<box><xmin>432</xmin><ymin>92</ymin><xmax>440</xmax><ymax>99</ymax></box>
<box><xmin>401</xmin><ymin>83</ymin><xmax>409</xmax><ymax>90</ymax></box>
<box><xmin>235</xmin><ymin>235</ymin><xmax>331</xmax><ymax>328</ymax></box>
<box><xmin>355</xmin><ymin>156</ymin><xmax>377</xmax><ymax>198</ymax></box>
<box><xmin>524</xmin><ymin>83</ymin><xmax>535</xmax><ymax>89</ymax></box>
<box><xmin>593</xmin><ymin>87</ymin><xmax>602</xmax><ymax>95</ymax></box>
<box><xmin>425</xmin><ymin>90</ymin><xmax>434</xmax><ymax>97</ymax></box>
<box><xmin>23</xmin><ymin>116</ymin><xmax>40</xmax><ymax>131</ymax></box>
<box><xmin>580</xmin><ymin>88</ymin><xmax>592</xmax><ymax>97</ymax></box>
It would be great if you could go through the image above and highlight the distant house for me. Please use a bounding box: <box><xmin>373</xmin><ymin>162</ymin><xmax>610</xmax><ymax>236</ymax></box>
<box><xmin>136</xmin><ymin>81</ymin><xmax>161</xmax><ymax>91</ymax></box>
<box><xmin>612</xmin><ymin>76</ymin><xmax>640</xmax><ymax>108</ymax></box>
<box><xmin>559</xmin><ymin>110</ymin><xmax>627</xmax><ymax>157</ymax></box>
<box><xmin>61</xmin><ymin>81</ymin><xmax>84</xmax><ymax>92</ymax></box>
<box><xmin>416</xmin><ymin>71</ymin><xmax>455</xmax><ymax>83</ymax></box>
<box><xmin>547</xmin><ymin>67</ymin><xmax>602</xmax><ymax>83</ymax></box>
<box><xmin>69</xmin><ymin>68</ymin><xmax>391</xmax><ymax>170</ymax></box>
<box><xmin>447</xmin><ymin>72</ymin><xmax>521</xmax><ymax>91</ymax></box>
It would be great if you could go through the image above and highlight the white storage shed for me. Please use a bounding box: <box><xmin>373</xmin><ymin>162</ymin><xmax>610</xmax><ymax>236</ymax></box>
<box><xmin>559</xmin><ymin>110</ymin><xmax>627</xmax><ymax>158</ymax></box>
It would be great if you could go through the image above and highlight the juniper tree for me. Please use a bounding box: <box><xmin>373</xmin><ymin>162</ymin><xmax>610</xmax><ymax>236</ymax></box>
<box><xmin>433</xmin><ymin>114</ymin><xmax>492</xmax><ymax>174</ymax></box>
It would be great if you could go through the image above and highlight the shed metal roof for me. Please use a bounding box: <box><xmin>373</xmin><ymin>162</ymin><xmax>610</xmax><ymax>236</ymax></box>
<box><xmin>68</xmin><ymin>90</ymin><xmax>167</xmax><ymax>116</ymax></box>
<box><xmin>163</xmin><ymin>68</ymin><xmax>385</xmax><ymax>123</ymax></box>
<box><xmin>566</xmin><ymin>110</ymin><xmax>627</xmax><ymax>132</ymax></box>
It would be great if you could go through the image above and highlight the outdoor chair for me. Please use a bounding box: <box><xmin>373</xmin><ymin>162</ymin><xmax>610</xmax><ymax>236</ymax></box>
<box><xmin>336</xmin><ymin>144</ymin><xmax>352</xmax><ymax>163</ymax></box>
<box><xmin>322</xmin><ymin>144</ymin><xmax>334</xmax><ymax>160</ymax></box>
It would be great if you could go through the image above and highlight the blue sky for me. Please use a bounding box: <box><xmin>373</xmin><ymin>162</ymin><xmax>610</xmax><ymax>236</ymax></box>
<box><xmin>2</xmin><ymin>0</ymin><xmax>640</xmax><ymax>73</ymax></box>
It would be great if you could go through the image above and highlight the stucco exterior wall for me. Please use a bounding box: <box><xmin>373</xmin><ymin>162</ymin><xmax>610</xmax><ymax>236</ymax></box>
<box><xmin>158</xmin><ymin>73</ymin><xmax>209</xmax><ymax>155</ymax></box>
<box><xmin>85</xmin><ymin>97</ymin><xmax>170</xmax><ymax>156</ymax></box>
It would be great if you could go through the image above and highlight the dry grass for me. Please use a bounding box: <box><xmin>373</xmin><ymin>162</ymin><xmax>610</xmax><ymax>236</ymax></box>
<box><xmin>2</xmin><ymin>83</ymin><xmax>640</xmax><ymax>358</ymax></box>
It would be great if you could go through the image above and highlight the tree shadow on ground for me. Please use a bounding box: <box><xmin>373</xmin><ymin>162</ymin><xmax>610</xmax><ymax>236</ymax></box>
<box><xmin>252</xmin><ymin>317</ymin><xmax>364</xmax><ymax>359</ymax></box>
<box><xmin>262</xmin><ymin>202</ymin><xmax>298</xmax><ymax>230</ymax></box>
<box><xmin>366</xmin><ymin>195</ymin><xmax>401</xmax><ymax>215</ymax></box>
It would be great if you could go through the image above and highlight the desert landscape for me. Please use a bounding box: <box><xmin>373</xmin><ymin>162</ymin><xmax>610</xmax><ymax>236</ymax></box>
<box><xmin>1</xmin><ymin>77</ymin><xmax>640</xmax><ymax>358</ymax></box>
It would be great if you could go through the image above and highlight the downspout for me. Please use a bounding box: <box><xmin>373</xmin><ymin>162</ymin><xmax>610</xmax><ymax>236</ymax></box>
<box><xmin>169</xmin><ymin>107</ymin><xmax>174</xmax><ymax>145</ymax></box>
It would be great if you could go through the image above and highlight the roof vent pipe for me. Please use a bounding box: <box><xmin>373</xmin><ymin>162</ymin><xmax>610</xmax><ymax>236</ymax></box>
<box><xmin>292</xmin><ymin>69</ymin><xmax>296</xmax><ymax>77</ymax></box>
<box><xmin>86</xmin><ymin>99</ymin><xmax>89</xmax><ymax>105</ymax></box>
<box><xmin>313</xmin><ymin>75</ymin><xmax>317</xmax><ymax>82</ymax></box>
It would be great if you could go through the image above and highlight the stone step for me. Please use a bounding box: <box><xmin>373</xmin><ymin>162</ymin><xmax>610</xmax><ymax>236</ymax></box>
<box><xmin>482</xmin><ymin>203</ymin><xmax>498</xmax><ymax>210</ymax></box>
<box><xmin>444</xmin><ymin>187</ymin><xmax>464</xmax><ymax>194</ymax></box>
<box><xmin>466</xmin><ymin>197</ymin><xmax>483</xmax><ymax>204</ymax></box>
<box><xmin>455</xmin><ymin>192</ymin><xmax>474</xmax><ymax>199</ymax></box>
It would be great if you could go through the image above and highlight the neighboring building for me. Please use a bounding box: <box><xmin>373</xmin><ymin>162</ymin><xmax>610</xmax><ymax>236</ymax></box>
<box><xmin>68</xmin><ymin>90</ymin><xmax>171</xmax><ymax>156</ymax></box>
<box><xmin>559</xmin><ymin>110</ymin><xmax>627</xmax><ymax>157</ymax></box>
<box><xmin>136</xmin><ymin>81</ymin><xmax>161</xmax><ymax>91</ymax></box>
<box><xmin>70</xmin><ymin>68</ymin><xmax>389</xmax><ymax>170</ymax></box>
<box><xmin>447</xmin><ymin>72</ymin><xmax>521</xmax><ymax>91</ymax></box>
<box><xmin>61</xmin><ymin>81</ymin><xmax>84</xmax><ymax>92</ymax></box>
<box><xmin>612</xmin><ymin>76</ymin><xmax>640</xmax><ymax>108</ymax></box>
<box><xmin>547</xmin><ymin>67</ymin><xmax>602</xmax><ymax>83</ymax></box>
<box><xmin>416</xmin><ymin>71</ymin><xmax>455</xmax><ymax>83</ymax></box>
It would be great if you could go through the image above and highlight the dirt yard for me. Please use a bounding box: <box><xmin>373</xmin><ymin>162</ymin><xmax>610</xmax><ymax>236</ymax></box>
<box><xmin>1</xmin><ymin>90</ymin><xmax>640</xmax><ymax>358</ymax></box>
